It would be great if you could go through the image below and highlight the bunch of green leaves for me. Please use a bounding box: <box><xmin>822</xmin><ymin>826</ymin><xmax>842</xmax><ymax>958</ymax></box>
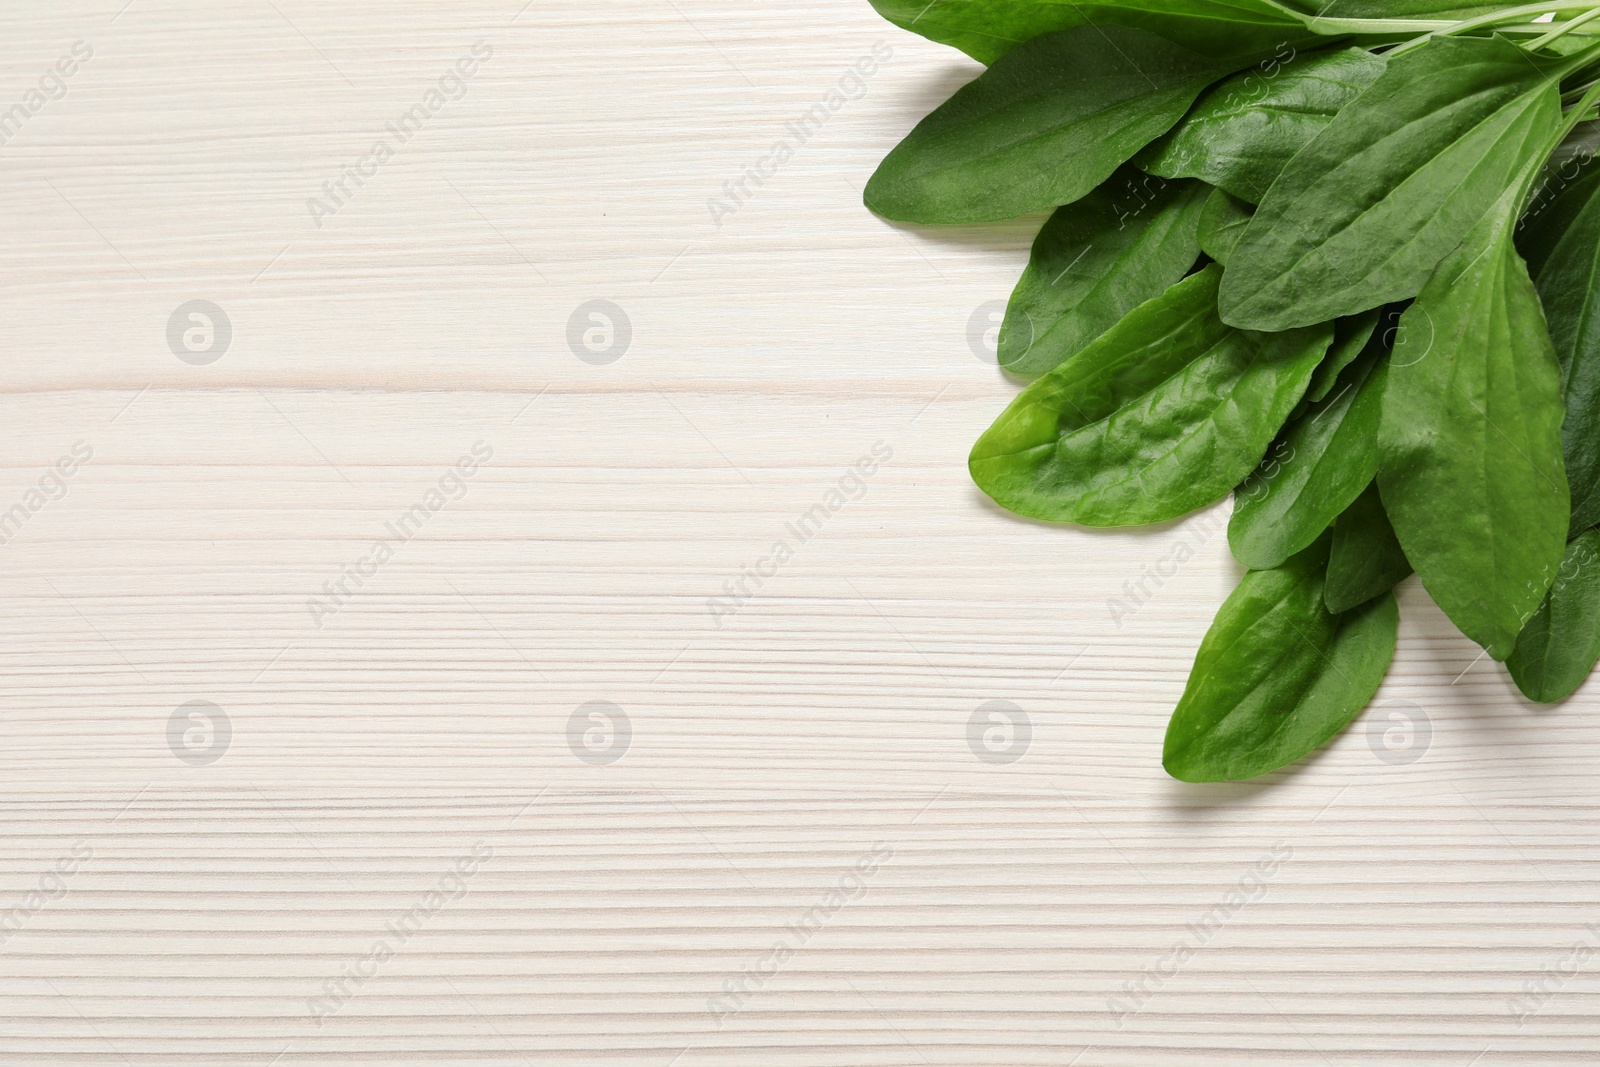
<box><xmin>863</xmin><ymin>0</ymin><xmax>1600</xmax><ymax>780</ymax></box>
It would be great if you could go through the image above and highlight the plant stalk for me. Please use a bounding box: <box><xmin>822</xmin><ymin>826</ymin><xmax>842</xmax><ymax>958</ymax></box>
<box><xmin>1304</xmin><ymin>1</ymin><xmax>1600</xmax><ymax>36</ymax></box>
<box><xmin>1529</xmin><ymin>5</ymin><xmax>1600</xmax><ymax>48</ymax></box>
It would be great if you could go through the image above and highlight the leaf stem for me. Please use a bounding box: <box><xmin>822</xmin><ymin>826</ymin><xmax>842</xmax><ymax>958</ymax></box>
<box><xmin>1555</xmin><ymin>77</ymin><xmax>1600</xmax><ymax>142</ymax></box>
<box><xmin>1503</xmin><ymin>21</ymin><xmax>1600</xmax><ymax>36</ymax></box>
<box><xmin>1439</xmin><ymin>1</ymin><xmax>1600</xmax><ymax>37</ymax></box>
<box><xmin>1528</xmin><ymin>5</ymin><xmax>1600</xmax><ymax>49</ymax></box>
<box><xmin>1302</xmin><ymin>16</ymin><xmax>1456</xmax><ymax>33</ymax></box>
<box><xmin>1303</xmin><ymin>2</ymin><xmax>1600</xmax><ymax>37</ymax></box>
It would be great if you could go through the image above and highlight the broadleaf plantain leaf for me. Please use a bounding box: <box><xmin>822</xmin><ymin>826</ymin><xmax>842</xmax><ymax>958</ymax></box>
<box><xmin>971</xmin><ymin>265</ymin><xmax>1330</xmax><ymax>525</ymax></box>
<box><xmin>1378</xmin><ymin>188</ymin><xmax>1569</xmax><ymax>660</ymax></box>
<box><xmin>1228</xmin><ymin>339</ymin><xmax>1384</xmax><ymax>569</ymax></box>
<box><xmin>999</xmin><ymin>169</ymin><xmax>1206</xmax><ymax>375</ymax></box>
<box><xmin>867</xmin><ymin>0</ymin><xmax>1317</xmax><ymax>66</ymax></box>
<box><xmin>1507</xmin><ymin>530</ymin><xmax>1600</xmax><ymax>703</ymax></box>
<box><xmin>1219</xmin><ymin>35</ymin><xmax>1561</xmax><ymax>330</ymax></box>
<box><xmin>1324</xmin><ymin>481</ymin><xmax>1412</xmax><ymax>614</ymax></box>
<box><xmin>1521</xmin><ymin>165</ymin><xmax>1600</xmax><ymax>535</ymax></box>
<box><xmin>1197</xmin><ymin>186</ymin><xmax>1254</xmax><ymax>266</ymax></box>
<box><xmin>865</xmin><ymin>27</ymin><xmax>1227</xmax><ymax>224</ymax></box>
<box><xmin>1139</xmin><ymin>45</ymin><xmax>1384</xmax><ymax>203</ymax></box>
<box><xmin>1165</xmin><ymin>533</ymin><xmax>1398</xmax><ymax>782</ymax></box>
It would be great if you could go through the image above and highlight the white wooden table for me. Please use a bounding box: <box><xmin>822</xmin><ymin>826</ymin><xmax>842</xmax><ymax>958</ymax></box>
<box><xmin>2</xmin><ymin>2</ymin><xmax>1598</xmax><ymax>1063</ymax></box>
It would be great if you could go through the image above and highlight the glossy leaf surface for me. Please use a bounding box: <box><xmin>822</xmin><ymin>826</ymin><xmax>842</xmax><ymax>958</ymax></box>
<box><xmin>1378</xmin><ymin>193</ymin><xmax>1569</xmax><ymax>660</ymax></box>
<box><xmin>865</xmin><ymin>27</ymin><xmax>1224</xmax><ymax>224</ymax></box>
<box><xmin>1507</xmin><ymin>531</ymin><xmax>1600</xmax><ymax>703</ymax></box>
<box><xmin>971</xmin><ymin>265</ymin><xmax>1331</xmax><ymax>525</ymax></box>
<box><xmin>999</xmin><ymin>170</ymin><xmax>1206</xmax><ymax>375</ymax></box>
<box><xmin>1229</xmin><ymin>342</ymin><xmax>1384</xmax><ymax>570</ymax></box>
<box><xmin>1139</xmin><ymin>45</ymin><xmax>1384</xmax><ymax>202</ymax></box>
<box><xmin>1219</xmin><ymin>35</ymin><xmax>1561</xmax><ymax>330</ymax></box>
<box><xmin>1165</xmin><ymin>534</ymin><xmax>1398</xmax><ymax>782</ymax></box>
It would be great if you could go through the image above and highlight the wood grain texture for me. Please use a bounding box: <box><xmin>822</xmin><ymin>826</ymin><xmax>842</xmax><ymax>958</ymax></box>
<box><xmin>2</xmin><ymin>2</ymin><xmax>1599</xmax><ymax>1064</ymax></box>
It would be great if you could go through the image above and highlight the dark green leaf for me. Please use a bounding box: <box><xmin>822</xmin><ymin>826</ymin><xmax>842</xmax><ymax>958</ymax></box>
<box><xmin>1228</xmin><ymin>341</ymin><xmax>1384</xmax><ymax>569</ymax></box>
<box><xmin>867</xmin><ymin>0</ymin><xmax>1316</xmax><ymax>66</ymax></box>
<box><xmin>1219</xmin><ymin>35</ymin><xmax>1562</xmax><ymax>330</ymax></box>
<box><xmin>1139</xmin><ymin>45</ymin><xmax>1384</xmax><ymax>203</ymax></box>
<box><xmin>1507</xmin><ymin>530</ymin><xmax>1600</xmax><ymax>702</ymax></box>
<box><xmin>1324</xmin><ymin>481</ymin><xmax>1412</xmax><ymax>614</ymax></box>
<box><xmin>1305</xmin><ymin>308</ymin><xmax>1382</xmax><ymax>405</ymax></box>
<box><xmin>864</xmin><ymin>27</ymin><xmax>1226</xmax><ymax>224</ymax></box>
<box><xmin>1377</xmin><ymin>191</ymin><xmax>1569</xmax><ymax>660</ymax></box>
<box><xmin>1197</xmin><ymin>186</ymin><xmax>1253</xmax><ymax>265</ymax></box>
<box><xmin>999</xmin><ymin>170</ymin><xmax>1206</xmax><ymax>375</ymax></box>
<box><xmin>1521</xmin><ymin>165</ymin><xmax>1600</xmax><ymax>535</ymax></box>
<box><xmin>1164</xmin><ymin>533</ymin><xmax>1398</xmax><ymax>782</ymax></box>
<box><xmin>970</xmin><ymin>264</ymin><xmax>1330</xmax><ymax>525</ymax></box>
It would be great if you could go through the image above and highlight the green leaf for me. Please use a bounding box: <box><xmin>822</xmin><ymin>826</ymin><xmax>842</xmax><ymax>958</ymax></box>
<box><xmin>971</xmin><ymin>264</ymin><xmax>1331</xmax><ymax>525</ymax></box>
<box><xmin>1377</xmin><ymin>191</ymin><xmax>1569</xmax><ymax>661</ymax></box>
<box><xmin>864</xmin><ymin>27</ymin><xmax>1226</xmax><ymax>224</ymax></box>
<box><xmin>1228</xmin><ymin>340</ymin><xmax>1384</xmax><ymax>570</ymax></box>
<box><xmin>1507</xmin><ymin>530</ymin><xmax>1600</xmax><ymax>703</ymax></box>
<box><xmin>999</xmin><ymin>169</ymin><xmax>1206</xmax><ymax>375</ymax></box>
<box><xmin>1324</xmin><ymin>481</ymin><xmax>1412</xmax><ymax>614</ymax></box>
<box><xmin>1287</xmin><ymin>0</ymin><xmax>1495</xmax><ymax>17</ymax></box>
<box><xmin>1197</xmin><ymin>186</ymin><xmax>1253</xmax><ymax>265</ymax></box>
<box><xmin>1164</xmin><ymin>533</ymin><xmax>1398</xmax><ymax>782</ymax></box>
<box><xmin>1282</xmin><ymin>308</ymin><xmax>1383</xmax><ymax>424</ymax></box>
<box><xmin>1304</xmin><ymin>308</ymin><xmax>1381</xmax><ymax>405</ymax></box>
<box><xmin>1521</xmin><ymin>166</ymin><xmax>1600</xmax><ymax>535</ymax></box>
<box><xmin>1139</xmin><ymin>45</ymin><xmax>1384</xmax><ymax>203</ymax></box>
<box><xmin>1218</xmin><ymin>35</ymin><xmax>1562</xmax><ymax>331</ymax></box>
<box><xmin>867</xmin><ymin>0</ymin><xmax>1316</xmax><ymax>67</ymax></box>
